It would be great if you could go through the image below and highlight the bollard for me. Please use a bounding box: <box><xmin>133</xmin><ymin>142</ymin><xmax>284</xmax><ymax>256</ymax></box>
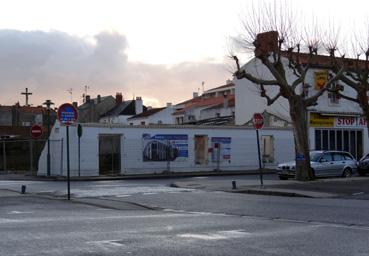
<box><xmin>232</xmin><ymin>180</ymin><xmax>237</xmax><ymax>189</ymax></box>
<box><xmin>21</xmin><ymin>185</ymin><xmax>26</xmax><ymax>194</ymax></box>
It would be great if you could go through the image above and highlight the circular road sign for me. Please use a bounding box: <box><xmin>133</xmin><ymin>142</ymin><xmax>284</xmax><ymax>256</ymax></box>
<box><xmin>252</xmin><ymin>113</ymin><xmax>264</xmax><ymax>130</ymax></box>
<box><xmin>30</xmin><ymin>124</ymin><xmax>43</xmax><ymax>139</ymax></box>
<box><xmin>57</xmin><ymin>103</ymin><xmax>78</xmax><ymax>125</ymax></box>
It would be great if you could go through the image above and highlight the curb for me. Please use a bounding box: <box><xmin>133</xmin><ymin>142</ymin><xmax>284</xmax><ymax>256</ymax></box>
<box><xmin>0</xmin><ymin>169</ymin><xmax>275</xmax><ymax>181</ymax></box>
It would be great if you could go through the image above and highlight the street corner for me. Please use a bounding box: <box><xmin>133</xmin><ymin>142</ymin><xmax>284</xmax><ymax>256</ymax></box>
<box><xmin>0</xmin><ymin>189</ymin><xmax>25</xmax><ymax>197</ymax></box>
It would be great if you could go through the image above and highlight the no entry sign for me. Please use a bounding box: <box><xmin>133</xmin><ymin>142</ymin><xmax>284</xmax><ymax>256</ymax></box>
<box><xmin>252</xmin><ymin>113</ymin><xmax>264</xmax><ymax>130</ymax></box>
<box><xmin>57</xmin><ymin>103</ymin><xmax>78</xmax><ymax>125</ymax></box>
<box><xmin>30</xmin><ymin>124</ymin><xmax>43</xmax><ymax>138</ymax></box>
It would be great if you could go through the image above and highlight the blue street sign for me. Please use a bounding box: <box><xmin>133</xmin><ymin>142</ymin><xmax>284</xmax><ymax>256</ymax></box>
<box><xmin>57</xmin><ymin>103</ymin><xmax>78</xmax><ymax>125</ymax></box>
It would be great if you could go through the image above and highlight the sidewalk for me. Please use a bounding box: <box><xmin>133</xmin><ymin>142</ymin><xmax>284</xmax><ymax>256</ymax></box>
<box><xmin>171</xmin><ymin>176</ymin><xmax>369</xmax><ymax>198</ymax></box>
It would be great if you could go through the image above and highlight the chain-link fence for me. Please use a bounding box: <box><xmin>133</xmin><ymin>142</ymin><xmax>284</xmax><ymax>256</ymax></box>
<box><xmin>0</xmin><ymin>139</ymin><xmax>62</xmax><ymax>175</ymax></box>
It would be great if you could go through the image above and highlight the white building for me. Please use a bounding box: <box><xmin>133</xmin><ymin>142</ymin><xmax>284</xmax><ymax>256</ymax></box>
<box><xmin>235</xmin><ymin>32</ymin><xmax>369</xmax><ymax>159</ymax></box>
<box><xmin>37</xmin><ymin>121</ymin><xmax>293</xmax><ymax>176</ymax></box>
<box><xmin>127</xmin><ymin>104</ymin><xmax>176</xmax><ymax>125</ymax></box>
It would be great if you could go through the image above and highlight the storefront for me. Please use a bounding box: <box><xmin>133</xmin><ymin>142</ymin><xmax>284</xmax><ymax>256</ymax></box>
<box><xmin>309</xmin><ymin>113</ymin><xmax>368</xmax><ymax>159</ymax></box>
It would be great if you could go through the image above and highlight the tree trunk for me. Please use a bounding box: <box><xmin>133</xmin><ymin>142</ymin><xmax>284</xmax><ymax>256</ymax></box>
<box><xmin>289</xmin><ymin>96</ymin><xmax>314</xmax><ymax>180</ymax></box>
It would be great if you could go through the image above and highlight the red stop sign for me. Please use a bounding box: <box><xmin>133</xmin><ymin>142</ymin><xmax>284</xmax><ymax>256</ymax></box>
<box><xmin>252</xmin><ymin>113</ymin><xmax>264</xmax><ymax>130</ymax></box>
<box><xmin>31</xmin><ymin>124</ymin><xmax>43</xmax><ymax>138</ymax></box>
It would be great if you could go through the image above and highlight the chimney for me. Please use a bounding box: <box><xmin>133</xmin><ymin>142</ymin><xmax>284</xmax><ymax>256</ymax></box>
<box><xmin>166</xmin><ymin>102</ymin><xmax>172</xmax><ymax>107</ymax></box>
<box><xmin>254</xmin><ymin>31</ymin><xmax>279</xmax><ymax>57</ymax></box>
<box><xmin>72</xmin><ymin>102</ymin><xmax>78</xmax><ymax>108</ymax></box>
<box><xmin>135</xmin><ymin>96</ymin><xmax>143</xmax><ymax>114</ymax></box>
<box><xmin>85</xmin><ymin>95</ymin><xmax>91</xmax><ymax>103</ymax></box>
<box><xmin>97</xmin><ymin>95</ymin><xmax>101</xmax><ymax>104</ymax></box>
<box><xmin>116</xmin><ymin>93</ymin><xmax>123</xmax><ymax>104</ymax></box>
<box><xmin>193</xmin><ymin>92</ymin><xmax>199</xmax><ymax>98</ymax></box>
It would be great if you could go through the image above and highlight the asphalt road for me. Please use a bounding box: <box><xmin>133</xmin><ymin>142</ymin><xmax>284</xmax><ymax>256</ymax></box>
<box><xmin>1</xmin><ymin>175</ymin><xmax>369</xmax><ymax>255</ymax></box>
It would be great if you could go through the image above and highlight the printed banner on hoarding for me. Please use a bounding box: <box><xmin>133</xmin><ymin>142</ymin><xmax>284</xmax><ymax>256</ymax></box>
<box><xmin>142</xmin><ymin>134</ymin><xmax>188</xmax><ymax>162</ymax></box>
<box><xmin>211</xmin><ymin>137</ymin><xmax>231</xmax><ymax>162</ymax></box>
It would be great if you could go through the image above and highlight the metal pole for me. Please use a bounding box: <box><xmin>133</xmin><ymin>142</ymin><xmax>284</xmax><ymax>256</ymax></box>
<box><xmin>3</xmin><ymin>140</ymin><xmax>6</xmax><ymax>174</ymax></box>
<box><xmin>66</xmin><ymin>126</ymin><xmax>71</xmax><ymax>200</ymax></box>
<box><xmin>47</xmin><ymin>108</ymin><xmax>51</xmax><ymax>176</ymax></box>
<box><xmin>29</xmin><ymin>139</ymin><xmax>33</xmax><ymax>175</ymax></box>
<box><xmin>216</xmin><ymin>143</ymin><xmax>221</xmax><ymax>171</ymax></box>
<box><xmin>256</xmin><ymin>129</ymin><xmax>263</xmax><ymax>186</ymax></box>
<box><xmin>78</xmin><ymin>136</ymin><xmax>80</xmax><ymax>177</ymax></box>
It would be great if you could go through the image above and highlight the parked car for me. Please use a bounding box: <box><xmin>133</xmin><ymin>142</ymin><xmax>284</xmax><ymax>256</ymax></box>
<box><xmin>277</xmin><ymin>150</ymin><xmax>357</xmax><ymax>180</ymax></box>
<box><xmin>358</xmin><ymin>153</ymin><xmax>369</xmax><ymax>176</ymax></box>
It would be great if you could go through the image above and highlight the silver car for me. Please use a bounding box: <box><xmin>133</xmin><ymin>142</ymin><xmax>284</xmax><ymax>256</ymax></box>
<box><xmin>277</xmin><ymin>150</ymin><xmax>357</xmax><ymax>180</ymax></box>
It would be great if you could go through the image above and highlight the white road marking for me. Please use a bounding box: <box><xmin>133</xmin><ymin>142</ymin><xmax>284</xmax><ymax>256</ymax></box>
<box><xmin>116</xmin><ymin>195</ymin><xmax>131</xmax><ymax>198</ymax></box>
<box><xmin>178</xmin><ymin>230</ymin><xmax>251</xmax><ymax>240</ymax></box>
<box><xmin>7</xmin><ymin>211</ymin><xmax>33</xmax><ymax>214</ymax></box>
<box><xmin>87</xmin><ymin>240</ymin><xmax>124</xmax><ymax>247</ymax></box>
<box><xmin>352</xmin><ymin>192</ymin><xmax>364</xmax><ymax>196</ymax></box>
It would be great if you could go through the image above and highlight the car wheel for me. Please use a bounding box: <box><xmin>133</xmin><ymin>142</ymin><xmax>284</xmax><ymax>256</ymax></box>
<box><xmin>342</xmin><ymin>168</ymin><xmax>352</xmax><ymax>178</ymax></box>
<box><xmin>278</xmin><ymin>176</ymin><xmax>288</xmax><ymax>180</ymax></box>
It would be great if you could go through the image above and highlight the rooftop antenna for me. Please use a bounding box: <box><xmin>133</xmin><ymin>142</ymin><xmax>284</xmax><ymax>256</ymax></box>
<box><xmin>21</xmin><ymin>88</ymin><xmax>32</xmax><ymax>106</ymax></box>
<box><xmin>82</xmin><ymin>85</ymin><xmax>90</xmax><ymax>102</ymax></box>
<box><xmin>67</xmin><ymin>88</ymin><xmax>73</xmax><ymax>102</ymax></box>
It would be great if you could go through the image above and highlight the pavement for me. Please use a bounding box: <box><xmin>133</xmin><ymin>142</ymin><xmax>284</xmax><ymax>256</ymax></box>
<box><xmin>171</xmin><ymin>176</ymin><xmax>369</xmax><ymax>198</ymax></box>
<box><xmin>1</xmin><ymin>170</ymin><xmax>369</xmax><ymax>199</ymax></box>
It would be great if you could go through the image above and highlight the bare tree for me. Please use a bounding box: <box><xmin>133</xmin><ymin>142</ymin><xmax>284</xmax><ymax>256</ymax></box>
<box><xmin>328</xmin><ymin>35</ymin><xmax>369</xmax><ymax>161</ymax></box>
<box><xmin>232</xmin><ymin>3</ymin><xmax>343</xmax><ymax>180</ymax></box>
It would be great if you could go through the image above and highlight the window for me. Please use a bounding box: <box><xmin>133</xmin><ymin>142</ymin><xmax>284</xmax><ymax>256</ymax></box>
<box><xmin>328</xmin><ymin>83</ymin><xmax>343</xmax><ymax>105</ymax></box>
<box><xmin>141</xmin><ymin>121</ymin><xmax>145</xmax><ymax>125</ymax></box>
<box><xmin>343</xmin><ymin>153</ymin><xmax>353</xmax><ymax>160</ymax></box>
<box><xmin>333</xmin><ymin>153</ymin><xmax>344</xmax><ymax>161</ymax></box>
<box><xmin>321</xmin><ymin>153</ymin><xmax>333</xmax><ymax>162</ymax></box>
<box><xmin>157</xmin><ymin>120</ymin><xmax>163</xmax><ymax>124</ymax></box>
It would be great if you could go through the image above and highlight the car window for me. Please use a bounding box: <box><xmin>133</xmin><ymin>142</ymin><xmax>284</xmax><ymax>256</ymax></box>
<box><xmin>333</xmin><ymin>153</ymin><xmax>344</xmax><ymax>161</ymax></box>
<box><xmin>321</xmin><ymin>153</ymin><xmax>333</xmax><ymax>162</ymax></box>
<box><xmin>343</xmin><ymin>153</ymin><xmax>353</xmax><ymax>160</ymax></box>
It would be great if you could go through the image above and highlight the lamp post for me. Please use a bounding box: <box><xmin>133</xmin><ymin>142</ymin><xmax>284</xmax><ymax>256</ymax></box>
<box><xmin>43</xmin><ymin>100</ymin><xmax>54</xmax><ymax>176</ymax></box>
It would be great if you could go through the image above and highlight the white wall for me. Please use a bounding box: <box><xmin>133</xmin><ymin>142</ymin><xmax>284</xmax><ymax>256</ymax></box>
<box><xmin>38</xmin><ymin>122</ymin><xmax>294</xmax><ymax>176</ymax></box>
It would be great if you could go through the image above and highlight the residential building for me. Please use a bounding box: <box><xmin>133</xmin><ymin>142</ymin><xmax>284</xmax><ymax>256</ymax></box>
<box><xmin>78</xmin><ymin>94</ymin><xmax>116</xmax><ymax>123</ymax></box>
<box><xmin>235</xmin><ymin>31</ymin><xmax>369</xmax><ymax>159</ymax></box>
<box><xmin>99</xmin><ymin>96</ymin><xmax>147</xmax><ymax>125</ymax></box>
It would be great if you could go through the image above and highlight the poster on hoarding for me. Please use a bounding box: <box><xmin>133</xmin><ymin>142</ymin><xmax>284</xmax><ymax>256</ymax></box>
<box><xmin>211</xmin><ymin>137</ymin><xmax>231</xmax><ymax>162</ymax></box>
<box><xmin>142</xmin><ymin>134</ymin><xmax>188</xmax><ymax>162</ymax></box>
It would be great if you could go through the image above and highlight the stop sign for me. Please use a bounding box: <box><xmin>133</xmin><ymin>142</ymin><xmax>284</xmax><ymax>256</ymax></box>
<box><xmin>30</xmin><ymin>124</ymin><xmax>43</xmax><ymax>138</ymax></box>
<box><xmin>252</xmin><ymin>113</ymin><xmax>264</xmax><ymax>129</ymax></box>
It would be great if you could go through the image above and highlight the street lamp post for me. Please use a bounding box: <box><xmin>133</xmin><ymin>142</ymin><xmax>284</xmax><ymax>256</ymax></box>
<box><xmin>43</xmin><ymin>100</ymin><xmax>54</xmax><ymax>176</ymax></box>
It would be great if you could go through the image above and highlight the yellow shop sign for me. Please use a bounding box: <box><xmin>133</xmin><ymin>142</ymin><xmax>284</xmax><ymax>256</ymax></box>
<box><xmin>309</xmin><ymin>113</ymin><xmax>334</xmax><ymax>127</ymax></box>
<box><xmin>314</xmin><ymin>71</ymin><xmax>328</xmax><ymax>90</ymax></box>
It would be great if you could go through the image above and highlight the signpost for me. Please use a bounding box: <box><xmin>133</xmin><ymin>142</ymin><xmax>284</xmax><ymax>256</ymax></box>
<box><xmin>77</xmin><ymin>124</ymin><xmax>82</xmax><ymax>177</ymax></box>
<box><xmin>57</xmin><ymin>103</ymin><xmax>78</xmax><ymax>200</ymax></box>
<box><xmin>252</xmin><ymin>113</ymin><xmax>264</xmax><ymax>186</ymax></box>
<box><xmin>30</xmin><ymin>124</ymin><xmax>43</xmax><ymax>175</ymax></box>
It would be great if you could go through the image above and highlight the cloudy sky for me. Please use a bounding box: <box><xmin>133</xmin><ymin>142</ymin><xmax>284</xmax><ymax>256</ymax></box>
<box><xmin>0</xmin><ymin>0</ymin><xmax>368</xmax><ymax>107</ymax></box>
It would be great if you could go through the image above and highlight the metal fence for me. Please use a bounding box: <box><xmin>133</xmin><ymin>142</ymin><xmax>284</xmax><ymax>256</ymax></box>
<box><xmin>0</xmin><ymin>139</ymin><xmax>62</xmax><ymax>175</ymax></box>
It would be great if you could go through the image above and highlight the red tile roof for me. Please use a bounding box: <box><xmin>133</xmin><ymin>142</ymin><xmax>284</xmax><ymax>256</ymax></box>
<box><xmin>173</xmin><ymin>95</ymin><xmax>235</xmax><ymax>115</ymax></box>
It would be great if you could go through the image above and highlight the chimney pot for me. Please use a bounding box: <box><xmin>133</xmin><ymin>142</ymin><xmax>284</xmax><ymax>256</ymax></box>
<box><xmin>116</xmin><ymin>93</ymin><xmax>123</xmax><ymax>104</ymax></box>
<box><xmin>254</xmin><ymin>31</ymin><xmax>279</xmax><ymax>57</ymax></box>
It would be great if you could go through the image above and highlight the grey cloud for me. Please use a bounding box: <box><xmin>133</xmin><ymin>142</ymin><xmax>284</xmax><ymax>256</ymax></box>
<box><xmin>0</xmin><ymin>30</ymin><xmax>229</xmax><ymax>107</ymax></box>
